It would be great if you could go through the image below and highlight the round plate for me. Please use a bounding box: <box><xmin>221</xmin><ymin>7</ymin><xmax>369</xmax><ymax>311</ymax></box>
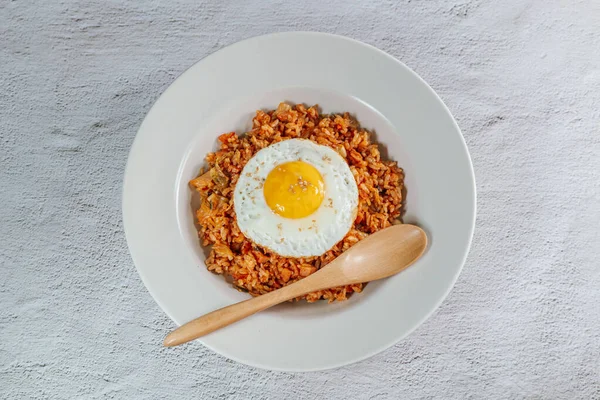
<box><xmin>123</xmin><ymin>32</ymin><xmax>476</xmax><ymax>371</ymax></box>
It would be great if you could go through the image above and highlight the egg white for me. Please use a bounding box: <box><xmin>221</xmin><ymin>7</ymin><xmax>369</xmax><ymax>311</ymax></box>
<box><xmin>234</xmin><ymin>139</ymin><xmax>358</xmax><ymax>257</ymax></box>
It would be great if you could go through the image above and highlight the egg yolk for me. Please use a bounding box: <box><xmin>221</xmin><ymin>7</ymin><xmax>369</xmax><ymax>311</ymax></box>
<box><xmin>263</xmin><ymin>161</ymin><xmax>325</xmax><ymax>219</ymax></box>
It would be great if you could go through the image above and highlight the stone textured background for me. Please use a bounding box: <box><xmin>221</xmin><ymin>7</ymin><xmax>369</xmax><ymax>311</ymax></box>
<box><xmin>1</xmin><ymin>0</ymin><xmax>599</xmax><ymax>398</ymax></box>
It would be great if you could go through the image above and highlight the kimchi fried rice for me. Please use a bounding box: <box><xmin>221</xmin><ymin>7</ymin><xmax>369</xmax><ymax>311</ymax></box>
<box><xmin>189</xmin><ymin>102</ymin><xmax>404</xmax><ymax>302</ymax></box>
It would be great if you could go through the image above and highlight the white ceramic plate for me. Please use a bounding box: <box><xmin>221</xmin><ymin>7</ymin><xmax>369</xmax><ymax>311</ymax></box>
<box><xmin>123</xmin><ymin>32</ymin><xmax>476</xmax><ymax>371</ymax></box>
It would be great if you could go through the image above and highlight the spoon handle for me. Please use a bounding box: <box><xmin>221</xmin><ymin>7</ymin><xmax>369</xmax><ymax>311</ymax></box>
<box><xmin>163</xmin><ymin>271</ymin><xmax>335</xmax><ymax>347</ymax></box>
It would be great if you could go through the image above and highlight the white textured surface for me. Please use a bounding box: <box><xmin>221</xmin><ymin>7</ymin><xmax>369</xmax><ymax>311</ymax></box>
<box><xmin>1</xmin><ymin>0</ymin><xmax>599</xmax><ymax>398</ymax></box>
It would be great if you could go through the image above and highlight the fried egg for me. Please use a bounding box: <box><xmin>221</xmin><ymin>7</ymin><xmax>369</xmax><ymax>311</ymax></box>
<box><xmin>234</xmin><ymin>139</ymin><xmax>358</xmax><ymax>257</ymax></box>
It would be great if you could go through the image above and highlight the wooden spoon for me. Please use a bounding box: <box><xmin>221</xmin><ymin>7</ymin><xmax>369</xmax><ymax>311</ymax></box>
<box><xmin>164</xmin><ymin>223</ymin><xmax>427</xmax><ymax>347</ymax></box>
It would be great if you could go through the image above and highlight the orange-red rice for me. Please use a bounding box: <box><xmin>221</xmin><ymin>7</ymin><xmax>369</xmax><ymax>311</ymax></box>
<box><xmin>190</xmin><ymin>103</ymin><xmax>404</xmax><ymax>302</ymax></box>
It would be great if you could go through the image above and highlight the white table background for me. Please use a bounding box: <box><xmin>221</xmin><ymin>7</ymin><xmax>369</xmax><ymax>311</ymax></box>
<box><xmin>1</xmin><ymin>1</ymin><xmax>599</xmax><ymax>398</ymax></box>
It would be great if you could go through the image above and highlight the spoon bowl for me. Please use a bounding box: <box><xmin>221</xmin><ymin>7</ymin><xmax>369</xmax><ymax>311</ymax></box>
<box><xmin>164</xmin><ymin>223</ymin><xmax>427</xmax><ymax>347</ymax></box>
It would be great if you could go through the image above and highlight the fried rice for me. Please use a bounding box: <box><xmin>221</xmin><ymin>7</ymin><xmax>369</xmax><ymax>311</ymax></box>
<box><xmin>189</xmin><ymin>102</ymin><xmax>404</xmax><ymax>302</ymax></box>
